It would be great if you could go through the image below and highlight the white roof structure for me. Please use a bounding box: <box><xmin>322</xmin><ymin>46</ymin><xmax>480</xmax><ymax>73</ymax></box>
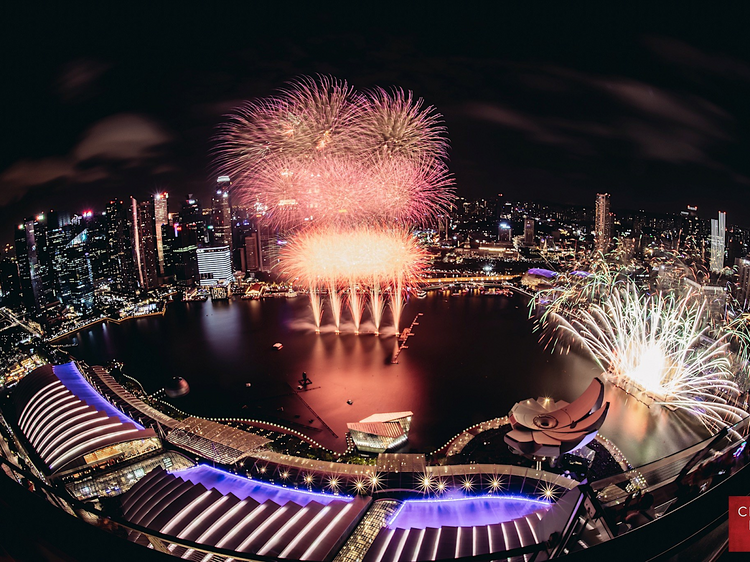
<box><xmin>505</xmin><ymin>377</ymin><xmax>609</xmax><ymax>459</ymax></box>
<box><xmin>13</xmin><ymin>363</ymin><xmax>158</xmax><ymax>475</ymax></box>
<box><xmin>358</xmin><ymin>411</ymin><xmax>413</xmax><ymax>424</ymax></box>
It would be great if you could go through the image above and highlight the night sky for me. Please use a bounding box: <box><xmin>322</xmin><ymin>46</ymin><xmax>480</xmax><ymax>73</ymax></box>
<box><xmin>3</xmin><ymin>4</ymin><xmax>750</xmax><ymax>236</ymax></box>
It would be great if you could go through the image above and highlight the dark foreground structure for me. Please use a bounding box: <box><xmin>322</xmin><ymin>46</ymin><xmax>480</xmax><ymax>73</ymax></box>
<box><xmin>0</xmin><ymin>362</ymin><xmax>748</xmax><ymax>561</ymax></box>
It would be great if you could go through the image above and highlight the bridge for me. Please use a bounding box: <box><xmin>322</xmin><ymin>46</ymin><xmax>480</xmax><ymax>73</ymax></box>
<box><xmin>418</xmin><ymin>274</ymin><xmax>521</xmax><ymax>291</ymax></box>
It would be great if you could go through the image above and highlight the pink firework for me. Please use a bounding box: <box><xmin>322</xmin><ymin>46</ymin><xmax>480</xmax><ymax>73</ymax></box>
<box><xmin>357</xmin><ymin>87</ymin><xmax>449</xmax><ymax>163</ymax></box>
<box><xmin>215</xmin><ymin>76</ymin><xmax>363</xmax><ymax>184</ymax></box>
<box><xmin>248</xmin><ymin>155</ymin><xmax>453</xmax><ymax>228</ymax></box>
<box><xmin>215</xmin><ymin>76</ymin><xmax>454</xmax><ymax>229</ymax></box>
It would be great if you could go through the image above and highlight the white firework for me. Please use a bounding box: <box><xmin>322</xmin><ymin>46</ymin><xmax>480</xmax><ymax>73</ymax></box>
<box><xmin>556</xmin><ymin>282</ymin><xmax>746</xmax><ymax>430</ymax></box>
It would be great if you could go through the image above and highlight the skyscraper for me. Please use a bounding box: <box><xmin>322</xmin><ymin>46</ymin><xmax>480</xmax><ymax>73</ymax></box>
<box><xmin>196</xmin><ymin>246</ymin><xmax>233</xmax><ymax>286</ymax></box>
<box><xmin>14</xmin><ymin>215</ymin><xmax>62</xmax><ymax>327</ymax></box>
<box><xmin>524</xmin><ymin>218</ymin><xmax>535</xmax><ymax>246</ymax></box>
<box><xmin>132</xmin><ymin>197</ymin><xmax>159</xmax><ymax>292</ymax></box>
<box><xmin>178</xmin><ymin>195</ymin><xmax>207</xmax><ymax>248</ymax></box>
<box><xmin>212</xmin><ymin>177</ymin><xmax>233</xmax><ymax>250</ymax></box>
<box><xmin>243</xmin><ymin>232</ymin><xmax>260</xmax><ymax>272</ymax></box>
<box><xmin>736</xmin><ymin>258</ymin><xmax>750</xmax><ymax>310</ymax></box>
<box><xmin>106</xmin><ymin>200</ymin><xmax>137</xmax><ymax>295</ymax></box>
<box><xmin>710</xmin><ymin>211</ymin><xmax>726</xmax><ymax>272</ymax></box>
<box><xmin>594</xmin><ymin>193</ymin><xmax>612</xmax><ymax>253</ymax></box>
<box><xmin>153</xmin><ymin>192</ymin><xmax>169</xmax><ymax>276</ymax></box>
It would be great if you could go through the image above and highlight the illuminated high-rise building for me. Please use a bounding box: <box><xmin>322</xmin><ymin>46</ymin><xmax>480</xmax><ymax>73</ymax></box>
<box><xmin>196</xmin><ymin>246</ymin><xmax>233</xmax><ymax>286</ymax></box>
<box><xmin>177</xmin><ymin>195</ymin><xmax>207</xmax><ymax>248</ymax></box>
<box><xmin>594</xmin><ymin>193</ymin><xmax>612</xmax><ymax>252</ymax></box>
<box><xmin>131</xmin><ymin>197</ymin><xmax>159</xmax><ymax>292</ymax></box>
<box><xmin>14</xmin><ymin>214</ymin><xmax>62</xmax><ymax>327</ymax></box>
<box><xmin>243</xmin><ymin>232</ymin><xmax>260</xmax><ymax>272</ymax></box>
<box><xmin>153</xmin><ymin>192</ymin><xmax>169</xmax><ymax>276</ymax></box>
<box><xmin>737</xmin><ymin>258</ymin><xmax>750</xmax><ymax>310</ymax></box>
<box><xmin>710</xmin><ymin>211</ymin><xmax>726</xmax><ymax>272</ymax></box>
<box><xmin>106</xmin><ymin>200</ymin><xmax>137</xmax><ymax>294</ymax></box>
<box><xmin>524</xmin><ymin>218</ymin><xmax>535</xmax><ymax>246</ymax></box>
<box><xmin>212</xmin><ymin>177</ymin><xmax>233</xmax><ymax>250</ymax></box>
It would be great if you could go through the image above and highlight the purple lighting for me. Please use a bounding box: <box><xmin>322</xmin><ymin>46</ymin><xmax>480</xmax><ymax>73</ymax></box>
<box><xmin>527</xmin><ymin>268</ymin><xmax>558</xmax><ymax>278</ymax></box>
<box><xmin>388</xmin><ymin>495</ymin><xmax>551</xmax><ymax>529</ymax></box>
<box><xmin>52</xmin><ymin>362</ymin><xmax>143</xmax><ymax>429</ymax></box>
<box><xmin>171</xmin><ymin>465</ymin><xmax>354</xmax><ymax>506</ymax></box>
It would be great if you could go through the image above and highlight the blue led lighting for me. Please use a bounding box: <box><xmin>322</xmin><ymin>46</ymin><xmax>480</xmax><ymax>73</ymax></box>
<box><xmin>172</xmin><ymin>464</ymin><xmax>355</xmax><ymax>504</ymax></box>
<box><xmin>53</xmin><ymin>362</ymin><xmax>143</xmax><ymax>429</ymax></box>
<box><xmin>402</xmin><ymin>494</ymin><xmax>551</xmax><ymax>505</ymax></box>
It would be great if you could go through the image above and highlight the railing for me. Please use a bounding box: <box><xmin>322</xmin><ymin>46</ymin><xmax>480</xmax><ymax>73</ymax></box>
<box><xmin>1</xmin><ymin>396</ymin><xmax>749</xmax><ymax>560</ymax></box>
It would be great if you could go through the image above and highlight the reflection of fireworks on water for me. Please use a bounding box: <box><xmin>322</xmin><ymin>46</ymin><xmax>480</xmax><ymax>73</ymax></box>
<box><xmin>281</xmin><ymin>226</ymin><xmax>427</xmax><ymax>334</ymax></box>
<box><xmin>551</xmin><ymin>280</ymin><xmax>747</xmax><ymax>430</ymax></box>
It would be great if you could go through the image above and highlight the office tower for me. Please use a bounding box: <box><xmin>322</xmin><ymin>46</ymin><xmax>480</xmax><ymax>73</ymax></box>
<box><xmin>524</xmin><ymin>218</ymin><xmax>535</xmax><ymax>246</ymax></box>
<box><xmin>85</xmin><ymin>212</ymin><xmax>111</xmax><ymax>285</ymax></box>
<box><xmin>131</xmin><ymin>197</ymin><xmax>159</xmax><ymax>292</ymax></box>
<box><xmin>49</xmin><ymin>218</ymin><xmax>95</xmax><ymax>313</ymax></box>
<box><xmin>497</xmin><ymin>221</ymin><xmax>512</xmax><ymax>243</ymax></box>
<box><xmin>196</xmin><ymin>246</ymin><xmax>233</xmax><ymax>286</ymax></box>
<box><xmin>710</xmin><ymin>211</ymin><xmax>726</xmax><ymax>272</ymax></box>
<box><xmin>106</xmin><ymin>200</ymin><xmax>137</xmax><ymax>295</ymax></box>
<box><xmin>243</xmin><ymin>232</ymin><xmax>260</xmax><ymax>271</ymax></box>
<box><xmin>14</xmin><ymin>215</ymin><xmax>62</xmax><ymax>326</ymax></box>
<box><xmin>173</xmin><ymin>245</ymin><xmax>198</xmax><ymax>287</ymax></box>
<box><xmin>595</xmin><ymin>193</ymin><xmax>612</xmax><ymax>252</ymax></box>
<box><xmin>178</xmin><ymin>195</ymin><xmax>207</xmax><ymax>248</ymax></box>
<box><xmin>737</xmin><ymin>258</ymin><xmax>750</xmax><ymax>310</ymax></box>
<box><xmin>212</xmin><ymin>177</ymin><xmax>233</xmax><ymax>250</ymax></box>
<box><xmin>55</xmin><ymin>230</ymin><xmax>95</xmax><ymax>312</ymax></box>
<box><xmin>153</xmin><ymin>192</ymin><xmax>169</xmax><ymax>276</ymax></box>
<box><xmin>0</xmin><ymin>254</ymin><xmax>21</xmax><ymax>309</ymax></box>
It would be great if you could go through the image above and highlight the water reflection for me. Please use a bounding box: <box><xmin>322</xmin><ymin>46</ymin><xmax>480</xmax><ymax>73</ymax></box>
<box><xmin>68</xmin><ymin>292</ymin><xmax>709</xmax><ymax>462</ymax></box>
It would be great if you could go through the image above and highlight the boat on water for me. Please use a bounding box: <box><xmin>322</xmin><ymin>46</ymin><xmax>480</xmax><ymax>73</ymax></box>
<box><xmin>415</xmin><ymin>289</ymin><xmax>427</xmax><ymax>298</ymax></box>
<box><xmin>273</xmin><ymin>342</ymin><xmax>283</xmax><ymax>350</ymax></box>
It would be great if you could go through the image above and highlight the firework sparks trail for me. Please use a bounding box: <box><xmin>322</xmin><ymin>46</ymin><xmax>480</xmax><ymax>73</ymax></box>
<box><xmin>328</xmin><ymin>279</ymin><xmax>342</xmax><ymax>333</ymax></box>
<box><xmin>309</xmin><ymin>283</ymin><xmax>323</xmax><ymax>332</ymax></box>
<box><xmin>549</xmin><ymin>280</ymin><xmax>747</xmax><ymax>430</ymax></box>
<box><xmin>347</xmin><ymin>281</ymin><xmax>365</xmax><ymax>334</ymax></box>
<box><xmin>281</xmin><ymin>226</ymin><xmax>427</xmax><ymax>334</ymax></box>
<box><xmin>369</xmin><ymin>285</ymin><xmax>385</xmax><ymax>334</ymax></box>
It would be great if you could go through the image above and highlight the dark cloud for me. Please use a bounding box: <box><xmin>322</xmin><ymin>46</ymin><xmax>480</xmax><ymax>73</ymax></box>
<box><xmin>644</xmin><ymin>37</ymin><xmax>750</xmax><ymax>82</ymax></box>
<box><xmin>56</xmin><ymin>58</ymin><xmax>111</xmax><ymax>102</ymax></box>
<box><xmin>0</xmin><ymin>114</ymin><xmax>175</xmax><ymax>206</ymax></box>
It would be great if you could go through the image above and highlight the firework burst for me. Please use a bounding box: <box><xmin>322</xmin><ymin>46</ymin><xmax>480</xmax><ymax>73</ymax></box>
<box><xmin>215</xmin><ymin>75</ymin><xmax>453</xmax><ymax>229</ymax></box>
<box><xmin>552</xmin><ymin>281</ymin><xmax>747</xmax><ymax>429</ymax></box>
<box><xmin>356</xmin><ymin>87</ymin><xmax>449</xmax><ymax>162</ymax></box>
<box><xmin>280</xmin><ymin>225</ymin><xmax>428</xmax><ymax>333</ymax></box>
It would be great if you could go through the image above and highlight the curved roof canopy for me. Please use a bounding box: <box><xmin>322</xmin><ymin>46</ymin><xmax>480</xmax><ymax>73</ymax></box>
<box><xmin>13</xmin><ymin>363</ymin><xmax>157</xmax><ymax>474</ymax></box>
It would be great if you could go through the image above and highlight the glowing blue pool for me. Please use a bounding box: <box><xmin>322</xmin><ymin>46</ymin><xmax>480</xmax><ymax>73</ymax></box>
<box><xmin>388</xmin><ymin>495</ymin><xmax>551</xmax><ymax>529</ymax></box>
